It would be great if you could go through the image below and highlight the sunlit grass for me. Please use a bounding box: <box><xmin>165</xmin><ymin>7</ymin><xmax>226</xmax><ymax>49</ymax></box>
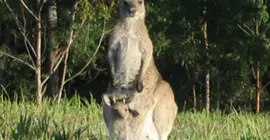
<box><xmin>171</xmin><ymin>110</ymin><xmax>270</xmax><ymax>140</ymax></box>
<box><xmin>0</xmin><ymin>95</ymin><xmax>107</xmax><ymax>140</ymax></box>
<box><xmin>1</xmin><ymin>95</ymin><xmax>270</xmax><ymax>140</ymax></box>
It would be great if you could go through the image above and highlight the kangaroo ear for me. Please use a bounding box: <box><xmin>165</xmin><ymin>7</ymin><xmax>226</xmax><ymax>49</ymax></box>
<box><xmin>103</xmin><ymin>94</ymin><xmax>116</xmax><ymax>106</ymax></box>
<box><xmin>103</xmin><ymin>94</ymin><xmax>112</xmax><ymax>106</ymax></box>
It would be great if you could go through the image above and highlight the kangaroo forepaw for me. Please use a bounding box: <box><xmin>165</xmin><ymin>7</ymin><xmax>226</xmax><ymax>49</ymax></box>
<box><xmin>136</xmin><ymin>81</ymin><xmax>144</xmax><ymax>93</ymax></box>
<box><xmin>129</xmin><ymin>109</ymin><xmax>140</xmax><ymax>117</ymax></box>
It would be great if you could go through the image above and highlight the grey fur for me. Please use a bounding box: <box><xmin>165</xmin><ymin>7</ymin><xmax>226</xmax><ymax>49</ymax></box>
<box><xmin>104</xmin><ymin>0</ymin><xmax>178</xmax><ymax>139</ymax></box>
<box><xmin>108</xmin><ymin>0</ymin><xmax>152</xmax><ymax>92</ymax></box>
<box><xmin>103</xmin><ymin>60</ymin><xmax>178</xmax><ymax>140</ymax></box>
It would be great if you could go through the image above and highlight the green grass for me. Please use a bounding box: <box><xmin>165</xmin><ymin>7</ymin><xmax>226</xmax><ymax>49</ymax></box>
<box><xmin>1</xmin><ymin>96</ymin><xmax>270</xmax><ymax>140</ymax></box>
<box><xmin>171</xmin><ymin>111</ymin><xmax>270</xmax><ymax>140</ymax></box>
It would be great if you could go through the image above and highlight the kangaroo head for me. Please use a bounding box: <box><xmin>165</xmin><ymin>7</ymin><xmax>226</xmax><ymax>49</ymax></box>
<box><xmin>103</xmin><ymin>93</ymin><xmax>139</xmax><ymax>119</ymax></box>
<box><xmin>119</xmin><ymin>0</ymin><xmax>145</xmax><ymax>19</ymax></box>
<box><xmin>103</xmin><ymin>94</ymin><xmax>132</xmax><ymax>119</ymax></box>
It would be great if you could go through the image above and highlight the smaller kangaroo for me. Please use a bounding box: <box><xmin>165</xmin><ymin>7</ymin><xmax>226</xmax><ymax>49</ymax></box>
<box><xmin>108</xmin><ymin>0</ymin><xmax>153</xmax><ymax>93</ymax></box>
<box><xmin>103</xmin><ymin>92</ymin><xmax>139</xmax><ymax>119</ymax></box>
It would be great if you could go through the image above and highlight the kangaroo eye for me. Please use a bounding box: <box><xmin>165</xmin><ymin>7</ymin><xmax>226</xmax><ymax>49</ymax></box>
<box><xmin>138</xmin><ymin>0</ymin><xmax>143</xmax><ymax>5</ymax></box>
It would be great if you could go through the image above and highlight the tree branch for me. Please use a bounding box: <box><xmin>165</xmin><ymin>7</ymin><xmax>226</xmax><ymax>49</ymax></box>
<box><xmin>56</xmin><ymin>0</ymin><xmax>80</xmax><ymax>103</ymax></box>
<box><xmin>23</xmin><ymin>39</ymin><xmax>36</xmax><ymax>67</ymax></box>
<box><xmin>237</xmin><ymin>24</ymin><xmax>251</xmax><ymax>36</ymax></box>
<box><xmin>4</xmin><ymin>0</ymin><xmax>37</xmax><ymax>57</ymax></box>
<box><xmin>0</xmin><ymin>50</ymin><xmax>35</xmax><ymax>70</ymax></box>
<box><xmin>19</xmin><ymin>0</ymin><xmax>39</xmax><ymax>20</ymax></box>
<box><xmin>64</xmin><ymin>20</ymin><xmax>107</xmax><ymax>84</ymax></box>
<box><xmin>41</xmin><ymin>0</ymin><xmax>78</xmax><ymax>87</ymax></box>
<box><xmin>38</xmin><ymin>0</ymin><xmax>48</xmax><ymax>14</ymax></box>
<box><xmin>22</xmin><ymin>13</ymin><xmax>36</xmax><ymax>67</ymax></box>
<box><xmin>251</xmin><ymin>67</ymin><xmax>256</xmax><ymax>79</ymax></box>
<box><xmin>256</xmin><ymin>80</ymin><xmax>270</xmax><ymax>94</ymax></box>
<box><xmin>57</xmin><ymin>50</ymin><xmax>69</xmax><ymax>103</ymax></box>
<box><xmin>243</xmin><ymin>24</ymin><xmax>255</xmax><ymax>35</ymax></box>
<box><xmin>41</xmin><ymin>51</ymin><xmax>66</xmax><ymax>86</ymax></box>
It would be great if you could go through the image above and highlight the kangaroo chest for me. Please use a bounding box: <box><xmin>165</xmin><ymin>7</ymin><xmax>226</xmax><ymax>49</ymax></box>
<box><xmin>115</xmin><ymin>29</ymin><xmax>142</xmax><ymax>87</ymax></box>
<box><xmin>118</xmin><ymin>30</ymin><xmax>142</xmax><ymax>65</ymax></box>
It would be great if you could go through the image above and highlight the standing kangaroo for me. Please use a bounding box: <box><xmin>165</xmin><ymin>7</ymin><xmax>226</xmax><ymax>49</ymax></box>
<box><xmin>103</xmin><ymin>0</ymin><xmax>178</xmax><ymax>139</ymax></box>
<box><xmin>107</xmin><ymin>0</ymin><xmax>153</xmax><ymax>92</ymax></box>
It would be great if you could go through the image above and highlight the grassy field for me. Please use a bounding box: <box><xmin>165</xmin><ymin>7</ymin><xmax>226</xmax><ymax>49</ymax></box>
<box><xmin>1</xmin><ymin>96</ymin><xmax>270</xmax><ymax>140</ymax></box>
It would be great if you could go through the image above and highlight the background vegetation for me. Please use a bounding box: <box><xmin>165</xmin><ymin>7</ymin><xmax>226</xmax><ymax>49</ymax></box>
<box><xmin>1</xmin><ymin>0</ymin><xmax>270</xmax><ymax>113</ymax></box>
<box><xmin>2</xmin><ymin>0</ymin><xmax>270</xmax><ymax>139</ymax></box>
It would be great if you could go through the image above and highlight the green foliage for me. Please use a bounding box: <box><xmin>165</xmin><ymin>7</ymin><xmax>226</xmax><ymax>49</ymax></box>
<box><xmin>0</xmin><ymin>50</ymin><xmax>34</xmax><ymax>99</ymax></box>
<box><xmin>64</xmin><ymin>1</ymin><xmax>116</xmax><ymax>84</ymax></box>
<box><xmin>2</xmin><ymin>0</ymin><xmax>270</xmax><ymax>111</ymax></box>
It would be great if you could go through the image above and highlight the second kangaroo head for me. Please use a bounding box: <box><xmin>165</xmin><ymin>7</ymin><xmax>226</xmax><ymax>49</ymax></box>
<box><xmin>119</xmin><ymin>0</ymin><xmax>146</xmax><ymax>19</ymax></box>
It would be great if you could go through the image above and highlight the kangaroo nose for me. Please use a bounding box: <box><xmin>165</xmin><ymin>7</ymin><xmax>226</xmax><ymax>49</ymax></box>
<box><xmin>129</xmin><ymin>6</ymin><xmax>137</xmax><ymax>17</ymax></box>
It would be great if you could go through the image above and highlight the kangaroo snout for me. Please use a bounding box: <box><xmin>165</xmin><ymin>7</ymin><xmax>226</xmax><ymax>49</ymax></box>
<box><xmin>128</xmin><ymin>6</ymin><xmax>137</xmax><ymax>17</ymax></box>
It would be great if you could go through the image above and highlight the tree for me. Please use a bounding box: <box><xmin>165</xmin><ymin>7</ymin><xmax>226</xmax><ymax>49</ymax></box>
<box><xmin>46</xmin><ymin>0</ymin><xmax>60</xmax><ymax>98</ymax></box>
<box><xmin>237</xmin><ymin>0</ymin><xmax>270</xmax><ymax>112</ymax></box>
<box><xmin>202</xmin><ymin>1</ymin><xmax>210</xmax><ymax>112</ymax></box>
<box><xmin>1</xmin><ymin>0</ymin><xmax>77</xmax><ymax>106</ymax></box>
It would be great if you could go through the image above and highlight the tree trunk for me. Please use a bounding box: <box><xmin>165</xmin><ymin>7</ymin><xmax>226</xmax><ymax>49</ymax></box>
<box><xmin>36</xmin><ymin>0</ymin><xmax>42</xmax><ymax>106</ymax></box>
<box><xmin>57</xmin><ymin>1</ymin><xmax>77</xmax><ymax>103</ymax></box>
<box><xmin>202</xmin><ymin>0</ymin><xmax>210</xmax><ymax>113</ymax></box>
<box><xmin>192</xmin><ymin>84</ymin><xmax>197</xmax><ymax>111</ymax></box>
<box><xmin>58</xmin><ymin>50</ymin><xmax>69</xmax><ymax>103</ymax></box>
<box><xmin>203</xmin><ymin>19</ymin><xmax>210</xmax><ymax>113</ymax></box>
<box><xmin>217</xmin><ymin>74</ymin><xmax>221</xmax><ymax>109</ymax></box>
<box><xmin>46</xmin><ymin>0</ymin><xmax>59</xmax><ymax>97</ymax></box>
<box><xmin>205</xmin><ymin>69</ymin><xmax>210</xmax><ymax>112</ymax></box>
<box><xmin>256</xmin><ymin>62</ymin><xmax>261</xmax><ymax>113</ymax></box>
<box><xmin>254</xmin><ymin>2</ymin><xmax>261</xmax><ymax>113</ymax></box>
